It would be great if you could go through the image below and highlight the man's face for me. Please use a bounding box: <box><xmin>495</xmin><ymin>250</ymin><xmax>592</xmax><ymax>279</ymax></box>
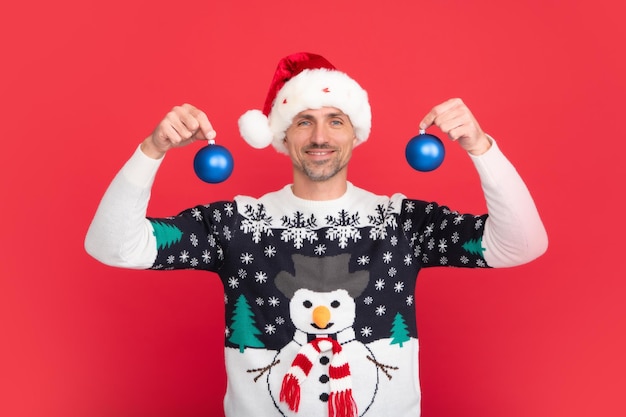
<box><xmin>284</xmin><ymin>107</ymin><xmax>357</xmax><ymax>182</ymax></box>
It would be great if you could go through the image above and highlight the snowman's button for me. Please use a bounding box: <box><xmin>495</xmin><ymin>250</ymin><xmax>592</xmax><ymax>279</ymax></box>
<box><xmin>319</xmin><ymin>356</ymin><xmax>330</xmax><ymax>365</ymax></box>
<box><xmin>319</xmin><ymin>374</ymin><xmax>329</xmax><ymax>383</ymax></box>
<box><xmin>319</xmin><ymin>393</ymin><xmax>329</xmax><ymax>403</ymax></box>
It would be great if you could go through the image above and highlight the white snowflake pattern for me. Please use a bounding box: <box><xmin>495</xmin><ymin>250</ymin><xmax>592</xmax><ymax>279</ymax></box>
<box><xmin>403</xmin><ymin>219</ymin><xmax>412</xmax><ymax>232</ymax></box>
<box><xmin>475</xmin><ymin>218</ymin><xmax>484</xmax><ymax>230</ymax></box>
<box><xmin>427</xmin><ymin>238</ymin><xmax>436</xmax><ymax>250</ymax></box>
<box><xmin>375</xmin><ymin>305</ymin><xmax>387</xmax><ymax>316</ymax></box>
<box><xmin>202</xmin><ymin>250</ymin><xmax>211</xmax><ymax>263</ymax></box>
<box><xmin>453</xmin><ymin>214</ymin><xmax>464</xmax><ymax>225</ymax></box>
<box><xmin>213</xmin><ymin>209</ymin><xmax>222</xmax><ymax>223</ymax></box>
<box><xmin>224</xmin><ymin>203</ymin><xmax>234</xmax><ymax>216</ymax></box>
<box><xmin>451</xmin><ymin>231</ymin><xmax>460</xmax><ymax>244</ymax></box>
<box><xmin>425</xmin><ymin>223</ymin><xmax>434</xmax><ymax>237</ymax></box>
<box><xmin>167</xmin><ymin>255</ymin><xmax>175</xmax><ymax>264</ymax></box>
<box><xmin>207</xmin><ymin>234</ymin><xmax>216</xmax><ymax>247</ymax></box>
<box><xmin>275</xmin><ymin>316</ymin><xmax>285</xmax><ymax>325</ymax></box>
<box><xmin>375</xmin><ymin>279</ymin><xmax>385</xmax><ymax>291</ymax></box>
<box><xmin>406</xmin><ymin>295</ymin><xmax>414</xmax><ymax>306</ymax></box>
<box><xmin>404</xmin><ymin>200</ymin><xmax>415</xmax><ymax>212</ymax></box>
<box><xmin>238</xmin><ymin>269</ymin><xmax>247</xmax><ymax>279</ymax></box>
<box><xmin>476</xmin><ymin>259</ymin><xmax>486</xmax><ymax>267</ymax></box>
<box><xmin>264</xmin><ymin>245</ymin><xmax>276</xmax><ymax>257</ymax></box>
<box><xmin>240</xmin><ymin>252</ymin><xmax>254</xmax><ymax>264</ymax></box>
<box><xmin>439</xmin><ymin>256</ymin><xmax>449</xmax><ymax>265</ymax></box>
<box><xmin>225</xmin><ymin>327</ymin><xmax>230</xmax><ymax>337</ymax></box>
<box><xmin>255</xmin><ymin>271</ymin><xmax>268</xmax><ymax>284</ymax></box>
<box><xmin>382</xmin><ymin>251</ymin><xmax>393</xmax><ymax>263</ymax></box>
<box><xmin>394</xmin><ymin>281</ymin><xmax>405</xmax><ymax>293</ymax></box>
<box><xmin>438</xmin><ymin>238</ymin><xmax>448</xmax><ymax>253</ymax></box>
<box><xmin>190</xmin><ymin>258</ymin><xmax>198</xmax><ymax>267</ymax></box>
<box><xmin>460</xmin><ymin>255</ymin><xmax>469</xmax><ymax>264</ymax></box>
<box><xmin>425</xmin><ymin>203</ymin><xmax>434</xmax><ymax>214</ymax></box>
<box><xmin>265</xmin><ymin>324</ymin><xmax>276</xmax><ymax>334</ymax></box>
<box><xmin>190</xmin><ymin>233</ymin><xmax>199</xmax><ymax>247</ymax></box>
<box><xmin>357</xmin><ymin>255</ymin><xmax>370</xmax><ymax>265</ymax></box>
<box><xmin>361</xmin><ymin>327</ymin><xmax>373</xmax><ymax>337</ymax></box>
<box><xmin>390</xmin><ymin>236</ymin><xmax>398</xmax><ymax>246</ymax></box>
<box><xmin>281</xmin><ymin>211</ymin><xmax>318</xmax><ymax>249</ymax></box>
<box><xmin>179</xmin><ymin>250</ymin><xmax>190</xmax><ymax>263</ymax></box>
<box><xmin>256</xmin><ymin>297</ymin><xmax>264</xmax><ymax>305</ymax></box>
<box><xmin>191</xmin><ymin>208</ymin><xmax>203</xmax><ymax>221</ymax></box>
<box><xmin>404</xmin><ymin>254</ymin><xmax>412</xmax><ymax>266</ymax></box>
<box><xmin>314</xmin><ymin>244</ymin><xmax>327</xmax><ymax>255</ymax></box>
<box><xmin>367</xmin><ymin>202</ymin><xmax>397</xmax><ymax>240</ymax></box>
<box><xmin>363</xmin><ymin>296</ymin><xmax>374</xmax><ymax>305</ymax></box>
<box><xmin>440</xmin><ymin>219</ymin><xmax>448</xmax><ymax>230</ymax></box>
<box><xmin>227</xmin><ymin>276</ymin><xmax>239</xmax><ymax>289</ymax></box>
<box><xmin>223</xmin><ymin>226</ymin><xmax>232</xmax><ymax>240</ymax></box>
<box><xmin>240</xmin><ymin>204</ymin><xmax>274</xmax><ymax>243</ymax></box>
<box><xmin>325</xmin><ymin>210</ymin><xmax>361</xmax><ymax>248</ymax></box>
<box><xmin>388</xmin><ymin>267</ymin><xmax>397</xmax><ymax>277</ymax></box>
<box><xmin>268</xmin><ymin>297</ymin><xmax>280</xmax><ymax>307</ymax></box>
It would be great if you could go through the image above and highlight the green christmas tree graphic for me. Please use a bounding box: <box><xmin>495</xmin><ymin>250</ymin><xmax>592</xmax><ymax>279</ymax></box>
<box><xmin>150</xmin><ymin>221</ymin><xmax>183</xmax><ymax>249</ymax></box>
<box><xmin>390</xmin><ymin>312</ymin><xmax>410</xmax><ymax>348</ymax></box>
<box><xmin>228</xmin><ymin>294</ymin><xmax>265</xmax><ymax>353</ymax></box>
<box><xmin>462</xmin><ymin>238</ymin><xmax>485</xmax><ymax>256</ymax></box>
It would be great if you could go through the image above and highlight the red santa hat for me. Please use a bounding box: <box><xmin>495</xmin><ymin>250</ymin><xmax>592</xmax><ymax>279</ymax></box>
<box><xmin>238</xmin><ymin>52</ymin><xmax>371</xmax><ymax>154</ymax></box>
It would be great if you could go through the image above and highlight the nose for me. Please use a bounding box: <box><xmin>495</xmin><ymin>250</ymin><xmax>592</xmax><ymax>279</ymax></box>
<box><xmin>313</xmin><ymin>306</ymin><xmax>331</xmax><ymax>329</ymax></box>
<box><xmin>309</xmin><ymin>125</ymin><xmax>328</xmax><ymax>145</ymax></box>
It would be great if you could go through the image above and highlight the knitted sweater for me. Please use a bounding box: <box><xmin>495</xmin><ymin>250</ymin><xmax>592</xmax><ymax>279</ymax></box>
<box><xmin>85</xmin><ymin>140</ymin><xmax>547</xmax><ymax>417</ymax></box>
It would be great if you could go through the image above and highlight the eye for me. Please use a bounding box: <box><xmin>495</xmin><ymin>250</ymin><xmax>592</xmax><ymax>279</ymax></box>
<box><xmin>297</xmin><ymin>119</ymin><xmax>312</xmax><ymax>127</ymax></box>
<box><xmin>330</xmin><ymin>119</ymin><xmax>343</xmax><ymax>126</ymax></box>
<box><xmin>303</xmin><ymin>300</ymin><xmax>313</xmax><ymax>308</ymax></box>
<box><xmin>330</xmin><ymin>300</ymin><xmax>340</xmax><ymax>308</ymax></box>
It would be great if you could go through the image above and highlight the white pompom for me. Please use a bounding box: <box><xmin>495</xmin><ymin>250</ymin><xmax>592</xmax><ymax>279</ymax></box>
<box><xmin>238</xmin><ymin>109</ymin><xmax>273</xmax><ymax>149</ymax></box>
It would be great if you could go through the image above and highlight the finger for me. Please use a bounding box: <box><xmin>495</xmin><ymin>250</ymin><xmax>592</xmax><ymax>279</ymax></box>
<box><xmin>418</xmin><ymin>98</ymin><xmax>462</xmax><ymax>130</ymax></box>
<box><xmin>171</xmin><ymin>105</ymin><xmax>201</xmax><ymax>139</ymax></box>
<box><xmin>188</xmin><ymin>106</ymin><xmax>217</xmax><ymax>140</ymax></box>
<box><xmin>154</xmin><ymin>120</ymin><xmax>184</xmax><ymax>146</ymax></box>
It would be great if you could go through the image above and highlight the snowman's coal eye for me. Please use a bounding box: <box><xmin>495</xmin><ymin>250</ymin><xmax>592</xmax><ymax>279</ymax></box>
<box><xmin>303</xmin><ymin>300</ymin><xmax>313</xmax><ymax>308</ymax></box>
<box><xmin>331</xmin><ymin>301</ymin><xmax>340</xmax><ymax>308</ymax></box>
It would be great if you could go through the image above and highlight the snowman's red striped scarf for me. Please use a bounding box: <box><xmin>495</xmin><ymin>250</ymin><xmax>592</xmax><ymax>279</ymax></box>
<box><xmin>280</xmin><ymin>337</ymin><xmax>357</xmax><ymax>417</ymax></box>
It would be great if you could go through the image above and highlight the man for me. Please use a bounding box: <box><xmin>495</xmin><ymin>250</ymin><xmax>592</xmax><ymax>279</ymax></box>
<box><xmin>85</xmin><ymin>52</ymin><xmax>547</xmax><ymax>417</ymax></box>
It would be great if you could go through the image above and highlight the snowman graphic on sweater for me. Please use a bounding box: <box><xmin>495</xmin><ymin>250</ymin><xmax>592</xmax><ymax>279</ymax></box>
<box><xmin>261</xmin><ymin>253</ymin><xmax>395</xmax><ymax>417</ymax></box>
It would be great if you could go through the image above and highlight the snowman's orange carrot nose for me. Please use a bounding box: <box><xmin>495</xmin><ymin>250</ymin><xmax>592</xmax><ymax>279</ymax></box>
<box><xmin>313</xmin><ymin>306</ymin><xmax>331</xmax><ymax>329</ymax></box>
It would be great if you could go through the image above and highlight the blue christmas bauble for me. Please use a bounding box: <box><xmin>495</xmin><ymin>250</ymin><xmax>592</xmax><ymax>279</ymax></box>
<box><xmin>193</xmin><ymin>143</ymin><xmax>234</xmax><ymax>183</ymax></box>
<box><xmin>405</xmin><ymin>133</ymin><xmax>445</xmax><ymax>172</ymax></box>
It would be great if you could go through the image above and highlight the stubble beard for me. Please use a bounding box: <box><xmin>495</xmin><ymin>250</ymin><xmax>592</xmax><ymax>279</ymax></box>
<box><xmin>301</xmin><ymin>158</ymin><xmax>344</xmax><ymax>182</ymax></box>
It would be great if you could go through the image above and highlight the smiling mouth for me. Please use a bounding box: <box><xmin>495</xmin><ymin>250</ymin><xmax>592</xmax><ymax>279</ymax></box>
<box><xmin>311</xmin><ymin>323</ymin><xmax>335</xmax><ymax>330</ymax></box>
<box><xmin>306</xmin><ymin>149</ymin><xmax>335</xmax><ymax>157</ymax></box>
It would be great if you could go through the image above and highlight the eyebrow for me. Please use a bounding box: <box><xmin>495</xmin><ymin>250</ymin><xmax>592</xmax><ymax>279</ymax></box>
<box><xmin>298</xmin><ymin>111</ymin><xmax>348</xmax><ymax>120</ymax></box>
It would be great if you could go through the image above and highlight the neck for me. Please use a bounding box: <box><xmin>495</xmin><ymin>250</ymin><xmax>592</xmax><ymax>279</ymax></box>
<box><xmin>291</xmin><ymin>171</ymin><xmax>349</xmax><ymax>201</ymax></box>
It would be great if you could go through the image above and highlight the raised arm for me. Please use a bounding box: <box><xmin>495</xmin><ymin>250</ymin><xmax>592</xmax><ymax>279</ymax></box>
<box><xmin>420</xmin><ymin>98</ymin><xmax>548</xmax><ymax>267</ymax></box>
<box><xmin>84</xmin><ymin>104</ymin><xmax>216</xmax><ymax>268</ymax></box>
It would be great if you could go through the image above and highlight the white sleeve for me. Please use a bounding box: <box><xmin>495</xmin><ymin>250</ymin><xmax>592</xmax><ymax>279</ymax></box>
<box><xmin>469</xmin><ymin>139</ymin><xmax>548</xmax><ymax>268</ymax></box>
<box><xmin>84</xmin><ymin>145</ymin><xmax>162</xmax><ymax>269</ymax></box>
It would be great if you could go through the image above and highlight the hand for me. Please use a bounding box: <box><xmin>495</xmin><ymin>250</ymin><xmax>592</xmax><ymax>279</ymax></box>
<box><xmin>141</xmin><ymin>104</ymin><xmax>216</xmax><ymax>159</ymax></box>
<box><xmin>419</xmin><ymin>98</ymin><xmax>492</xmax><ymax>155</ymax></box>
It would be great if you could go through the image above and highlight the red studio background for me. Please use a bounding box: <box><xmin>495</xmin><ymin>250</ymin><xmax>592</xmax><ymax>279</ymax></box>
<box><xmin>1</xmin><ymin>1</ymin><xmax>625</xmax><ymax>416</ymax></box>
